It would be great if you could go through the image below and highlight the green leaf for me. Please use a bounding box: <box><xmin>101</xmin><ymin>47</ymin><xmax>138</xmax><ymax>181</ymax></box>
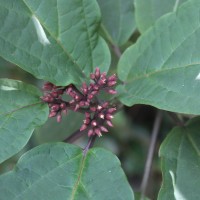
<box><xmin>117</xmin><ymin>0</ymin><xmax>200</xmax><ymax>115</ymax></box>
<box><xmin>97</xmin><ymin>0</ymin><xmax>136</xmax><ymax>46</ymax></box>
<box><xmin>0</xmin><ymin>0</ymin><xmax>110</xmax><ymax>86</ymax></box>
<box><xmin>158</xmin><ymin>117</ymin><xmax>200</xmax><ymax>200</ymax></box>
<box><xmin>135</xmin><ymin>0</ymin><xmax>188</xmax><ymax>33</ymax></box>
<box><xmin>0</xmin><ymin>79</ymin><xmax>48</xmax><ymax>163</ymax></box>
<box><xmin>0</xmin><ymin>143</ymin><xmax>135</xmax><ymax>200</ymax></box>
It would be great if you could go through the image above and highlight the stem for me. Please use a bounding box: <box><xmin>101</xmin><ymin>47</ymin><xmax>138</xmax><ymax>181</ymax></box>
<box><xmin>112</xmin><ymin>45</ymin><xmax>122</xmax><ymax>58</ymax></box>
<box><xmin>63</xmin><ymin>129</ymin><xmax>85</xmax><ymax>143</ymax></box>
<box><xmin>83</xmin><ymin>135</ymin><xmax>97</xmax><ymax>156</ymax></box>
<box><xmin>140</xmin><ymin>111</ymin><xmax>162</xmax><ymax>200</ymax></box>
<box><xmin>167</xmin><ymin>111</ymin><xmax>184</xmax><ymax>126</ymax></box>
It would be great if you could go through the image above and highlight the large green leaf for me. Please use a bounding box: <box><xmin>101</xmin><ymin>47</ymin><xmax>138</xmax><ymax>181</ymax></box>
<box><xmin>117</xmin><ymin>0</ymin><xmax>200</xmax><ymax>115</ymax></box>
<box><xmin>158</xmin><ymin>117</ymin><xmax>200</xmax><ymax>200</ymax></box>
<box><xmin>0</xmin><ymin>0</ymin><xmax>110</xmax><ymax>86</ymax></box>
<box><xmin>97</xmin><ymin>0</ymin><xmax>135</xmax><ymax>46</ymax></box>
<box><xmin>0</xmin><ymin>79</ymin><xmax>48</xmax><ymax>163</ymax></box>
<box><xmin>0</xmin><ymin>143</ymin><xmax>134</xmax><ymax>200</ymax></box>
<box><xmin>135</xmin><ymin>0</ymin><xmax>188</xmax><ymax>33</ymax></box>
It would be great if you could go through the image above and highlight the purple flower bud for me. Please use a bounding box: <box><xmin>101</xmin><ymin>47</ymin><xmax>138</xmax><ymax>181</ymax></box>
<box><xmin>90</xmin><ymin>73</ymin><xmax>96</xmax><ymax>80</ymax></box>
<box><xmin>98</xmin><ymin>113</ymin><xmax>105</xmax><ymax>119</ymax></box>
<box><xmin>41</xmin><ymin>96</ymin><xmax>54</xmax><ymax>103</ymax></box>
<box><xmin>94</xmin><ymin>128</ymin><xmax>102</xmax><ymax>137</ymax></box>
<box><xmin>106</xmin><ymin>120</ymin><xmax>113</xmax><ymax>127</ymax></box>
<box><xmin>80</xmin><ymin>124</ymin><xmax>88</xmax><ymax>131</ymax></box>
<box><xmin>100</xmin><ymin>72</ymin><xmax>106</xmax><ymax>79</ymax></box>
<box><xmin>88</xmin><ymin>129</ymin><xmax>94</xmax><ymax>137</ymax></box>
<box><xmin>107</xmin><ymin>89</ymin><xmax>117</xmax><ymax>95</ymax></box>
<box><xmin>49</xmin><ymin>111</ymin><xmax>57</xmax><ymax>118</ymax></box>
<box><xmin>79</xmin><ymin>101</ymin><xmax>85</xmax><ymax>106</ymax></box>
<box><xmin>85</xmin><ymin>112</ymin><xmax>90</xmax><ymax>118</ymax></box>
<box><xmin>91</xmin><ymin>120</ymin><xmax>97</xmax><ymax>127</ymax></box>
<box><xmin>98</xmin><ymin>79</ymin><xmax>106</xmax><ymax>86</ymax></box>
<box><xmin>91</xmin><ymin>90</ymin><xmax>98</xmax><ymax>95</ymax></box>
<box><xmin>95</xmin><ymin>67</ymin><xmax>100</xmax><ymax>79</ymax></box>
<box><xmin>75</xmin><ymin>95</ymin><xmax>81</xmax><ymax>101</ymax></box>
<box><xmin>83</xmin><ymin>118</ymin><xmax>90</xmax><ymax>124</ymax></box>
<box><xmin>100</xmin><ymin>126</ymin><xmax>108</xmax><ymax>132</ymax></box>
<box><xmin>107</xmin><ymin>107</ymin><xmax>116</xmax><ymax>113</ymax></box>
<box><xmin>90</xmin><ymin>106</ymin><xmax>96</xmax><ymax>112</ymax></box>
<box><xmin>102</xmin><ymin>102</ymin><xmax>109</xmax><ymax>108</ymax></box>
<box><xmin>97</xmin><ymin>105</ymin><xmax>102</xmax><ymax>111</ymax></box>
<box><xmin>51</xmin><ymin>104</ymin><xmax>60</xmax><ymax>111</ymax></box>
<box><xmin>106</xmin><ymin>114</ymin><xmax>113</xmax><ymax>120</ymax></box>
<box><xmin>108</xmin><ymin>74</ymin><xmax>117</xmax><ymax>82</ymax></box>
<box><xmin>107</xmin><ymin>81</ymin><xmax>117</xmax><ymax>87</ymax></box>
<box><xmin>43</xmin><ymin>82</ymin><xmax>54</xmax><ymax>91</ymax></box>
<box><xmin>88</xmin><ymin>94</ymin><xmax>93</xmax><ymax>100</ymax></box>
<box><xmin>93</xmin><ymin>85</ymin><xmax>99</xmax><ymax>91</ymax></box>
<box><xmin>57</xmin><ymin>114</ymin><xmax>62</xmax><ymax>123</ymax></box>
<box><xmin>60</xmin><ymin>103</ymin><xmax>66</xmax><ymax>109</ymax></box>
<box><xmin>51</xmin><ymin>91</ymin><xmax>58</xmax><ymax>98</ymax></box>
<box><xmin>74</xmin><ymin>104</ymin><xmax>80</xmax><ymax>111</ymax></box>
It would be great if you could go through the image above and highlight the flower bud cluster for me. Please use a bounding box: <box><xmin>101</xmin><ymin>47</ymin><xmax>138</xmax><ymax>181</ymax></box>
<box><xmin>41</xmin><ymin>67</ymin><xmax>117</xmax><ymax>137</ymax></box>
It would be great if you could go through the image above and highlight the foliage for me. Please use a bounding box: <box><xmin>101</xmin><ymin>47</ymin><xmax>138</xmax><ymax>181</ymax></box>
<box><xmin>0</xmin><ymin>0</ymin><xmax>200</xmax><ymax>199</ymax></box>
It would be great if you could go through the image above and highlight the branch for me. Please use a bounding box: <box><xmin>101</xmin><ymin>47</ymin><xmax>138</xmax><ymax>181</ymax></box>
<box><xmin>140</xmin><ymin>111</ymin><xmax>162</xmax><ymax>199</ymax></box>
<box><xmin>63</xmin><ymin>129</ymin><xmax>85</xmax><ymax>143</ymax></box>
<box><xmin>112</xmin><ymin>45</ymin><xmax>122</xmax><ymax>58</ymax></box>
<box><xmin>83</xmin><ymin>135</ymin><xmax>97</xmax><ymax>156</ymax></box>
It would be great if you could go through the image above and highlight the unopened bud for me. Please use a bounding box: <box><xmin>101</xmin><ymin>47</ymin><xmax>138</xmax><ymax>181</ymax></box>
<box><xmin>95</xmin><ymin>67</ymin><xmax>100</xmax><ymax>79</ymax></box>
<box><xmin>83</xmin><ymin>118</ymin><xmax>90</xmax><ymax>124</ymax></box>
<box><xmin>94</xmin><ymin>128</ymin><xmax>102</xmax><ymax>137</ymax></box>
<box><xmin>102</xmin><ymin>102</ymin><xmax>109</xmax><ymax>108</ymax></box>
<box><xmin>106</xmin><ymin>114</ymin><xmax>113</xmax><ymax>120</ymax></box>
<box><xmin>90</xmin><ymin>73</ymin><xmax>96</xmax><ymax>80</ymax></box>
<box><xmin>98</xmin><ymin>113</ymin><xmax>105</xmax><ymax>119</ymax></box>
<box><xmin>57</xmin><ymin>114</ymin><xmax>62</xmax><ymax>123</ymax></box>
<box><xmin>91</xmin><ymin>120</ymin><xmax>97</xmax><ymax>127</ymax></box>
<box><xmin>49</xmin><ymin>111</ymin><xmax>57</xmax><ymax>118</ymax></box>
<box><xmin>85</xmin><ymin>113</ymin><xmax>90</xmax><ymax>119</ymax></box>
<box><xmin>100</xmin><ymin>126</ymin><xmax>108</xmax><ymax>132</ymax></box>
<box><xmin>90</xmin><ymin>106</ymin><xmax>96</xmax><ymax>112</ymax></box>
<box><xmin>88</xmin><ymin>129</ymin><xmax>94</xmax><ymax>137</ymax></box>
<box><xmin>74</xmin><ymin>104</ymin><xmax>80</xmax><ymax>111</ymax></box>
<box><xmin>88</xmin><ymin>94</ymin><xmax>93</xmax><ymax>100</ymax></box>
<box><xmin>108</xmin><ymin>74</ymin><xmax>117</xmax><ymax>82</ymax></box>
<box><xmin>108</xmin><ymin>107</ymin><xmax>116</xmax><ymax>113</ymax></box>
<box><xmin>43</xmin><ymin>82</ymin><xmax>54</xmax><ymax>91</ymax></box>
<box><xmin>79</xmin><ymin>101</ymin><xmax>85</xmax><ymax>106</ymax></box>
<box><xmin>107</xmin><ymin>81</ymin><xmax>117</xmax><ymax>87</ymax></box>
<box><xmin>106</xmin><ymin>120</ymin><xmax>113</xmax><ymax>127</ymax></box>
<box><xmin>51</xmin><ymin>104</ymin><xmax>60</xmax><ymax>111</ymax></box>
<box><xmin>80</xmin><ymin>124</ymin><xmax>87</xmax><ymax>131</ymax></box>
<box><xmin>60</xmin><ymin>103</ymin><xmax>66</xmax><ymax>109</ymax></box>
<box><xmin>107</xmin><ymin>89</ymin><xmax>117</xmax><ymax>95</ymax></box>
<box><xmin>51</xmin><ymin>91</ymin><xmax>58</xmax><ymax>98</ymax></box>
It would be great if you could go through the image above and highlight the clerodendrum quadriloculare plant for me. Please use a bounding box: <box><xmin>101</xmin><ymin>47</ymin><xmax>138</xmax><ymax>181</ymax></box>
<box><xmin>1</xmin><ymin>0</ymin><xmax>200</xmax><ymax>200</ymax></box>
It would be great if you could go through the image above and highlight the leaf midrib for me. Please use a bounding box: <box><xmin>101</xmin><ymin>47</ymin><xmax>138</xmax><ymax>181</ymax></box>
<box><xmin>13</xmin><ymin>153</ymin><xmax>82</xmax><ymax>200</ymax></box>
